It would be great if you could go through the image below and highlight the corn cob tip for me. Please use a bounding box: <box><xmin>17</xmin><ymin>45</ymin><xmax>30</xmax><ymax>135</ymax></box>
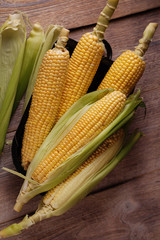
<box><xmin>107</xmin><ymin>0</ymin><xmax>119</xmax><ymax>9</ymax></box>
<box><xmin>32</xmin><ymin>22</ymin><xmax>43</xmax><ymax>31</ymax></box>
<box><xmin>0</xmin><ymin>215</ymin><xmax>33</xmax><ymax>239</ymax></box>
<box><xmin>149</xmin><ymin>22</ymin><xmax>158</xmax><ymax>29</ymax></box>
<box><xmin>14</xmin><ymin>202</ymin><xmax>23</xmax><ymax>212</ymax></box>
<box><xmin>135</xmin><ymin>22</ymin><xmax>158</xmax><ymax>57</ymax></box>
<box><xmin>28</xmin><ymin>22</ymin><xmax>44</xmax><ymax>38</ymax></box>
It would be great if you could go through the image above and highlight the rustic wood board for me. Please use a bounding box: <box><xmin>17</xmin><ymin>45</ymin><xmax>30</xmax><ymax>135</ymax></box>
<box><xmin>0</xmin><ymin>0</ymin><xmax>160</xmax><ymax>29</ymax></box>
<box><xmin>1</xmin><ymin>170</ymin><xmax>160</xmax><ymax>240</ymax></box>
<box><xmin>0</xmin><ymin>1</ymin><xmax>160</xmax><ymax>239</ymax></box>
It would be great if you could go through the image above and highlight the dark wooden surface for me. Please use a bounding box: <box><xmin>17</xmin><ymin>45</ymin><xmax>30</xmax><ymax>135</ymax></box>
<box><xmin>0</xmin><ymin>1</ymin><xmax>160</xmax><ymax>239</ymax></box>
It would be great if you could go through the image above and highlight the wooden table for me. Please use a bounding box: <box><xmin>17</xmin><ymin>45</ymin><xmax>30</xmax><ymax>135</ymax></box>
<box><xmin>0</xmin><ymin>1</ymin><xmax>160</xmax><ymax>239</ymax></box>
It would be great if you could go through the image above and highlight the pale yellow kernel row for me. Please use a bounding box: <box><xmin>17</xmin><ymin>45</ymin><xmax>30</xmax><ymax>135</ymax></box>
<box><xmin>56</xmin><ymin>32</ymin><xmax>104</xmax><ymax>121</ymax></box>
<box><xmin>98</xmin><ymin>50</ymin><xmax>145</xmax><ymax>95</ymax></box>
<box><xmin>44</xmin><ymin>129</ymin><xmax>124</xmax><ymax>204</ymax></box>
<box><xmin>21</xmin><ymin>48</ymin><xmax>69</xmax><ymax>170</ymax></box>
<box><xmin>32</xmin><ymin>91</ymin><xmax>126</xmax><ymax>183</ymax></box>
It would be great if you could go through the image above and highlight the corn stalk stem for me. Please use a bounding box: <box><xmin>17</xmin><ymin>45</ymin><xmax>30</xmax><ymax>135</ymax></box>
<box><xmin>93</xmin><ymin>0</ymin><xmax>119</xmax><ymax>40</ymax></box>
<box><xmin>55</xmin><ymin>28</ymin><xmax>69</xmax><ymax>49</ymax></box>
<box><xmin>135</xmin><ymin>22</ymin><xmax>158</xmax><ymax>58</ymax></box>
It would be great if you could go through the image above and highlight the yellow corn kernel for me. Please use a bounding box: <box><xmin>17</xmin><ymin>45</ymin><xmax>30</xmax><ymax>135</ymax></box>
<box><xmin>56</xmin><ymin>32</ymin><xmax>104</xmax><ymax>120</ymax></box>
<box><xmin>98</xmin><ymin>23</ymin><xmax>158</xmax><ymax>96</ymax></box>
<box><xmin>21</xmin><ymin>29</ymin><xmax>70</xmax><ymax>170</ymax></box>
<box><xmin>43</xmin><ymin>129</ymin><xmax>124</xmax><ymax>207</ymax></box>
<box><xmin>56</xmin><ymin>0</ymin><xmax>119</xmax><ymax>120</ymax></box>
<box><xmin>98</xmin><ymin>50</ymin><xmax>145</xmax><ymax>95</ymax></box>
<box><xmin>32</xmin><ymin>91</ymin><xmax>126</xmax><ymax>183</ymax></box>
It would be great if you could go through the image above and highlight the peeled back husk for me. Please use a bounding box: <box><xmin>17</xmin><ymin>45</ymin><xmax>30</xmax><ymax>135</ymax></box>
<box><xmin>0</xmin><ymin>13</ymin><xmax>26</xmax><ymax>154</ymax></box>
<box><xmin>0</xmin><ymin>130</ymin><xmax>142</xmax><ymax>239</ymax></box>
<box><xmin>23</xmin><ymin>24</ymin><xmax>63</xmax><ymax>111</ymax></box>
<box><xmin>12</xmin><ymin>89</ymin><xmax>143</xmax><ymax>211</ymax></box>
<box><xmin>12</xmin><ymin>22</ymin><xmax>45</xmax><ymax>113</ymax></box>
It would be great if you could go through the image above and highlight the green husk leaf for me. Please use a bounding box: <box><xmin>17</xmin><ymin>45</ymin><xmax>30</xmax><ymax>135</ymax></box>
<box><xmin>53</xmin><ymin>130</ymin><xmax>143</xmax><ymax>216</ymax></box>
<box><xmin>0</xmin><ymin>13</ymin><xmax>26</xmax><ymax>154</ymax></box>
<box><xmin>0</xmin><ymin>13</ymin><xmax>26</xmax><ymax>109</ymax></box>
<box><xmin>2</xmin><ymin>167</ymin><xmax>38</xmax><ymax>185</ymax></box>
<box><xmin>46</xmin><ymin>131</ymin><xmax>125</xmax><ymax>210</ymax></box>
<box><xmin>0</xmin><ymin>215</ymin><xmax>32</xmax><ymax>238</ymax></box>
<box><xmin>14</xmin><ymin>89</ymin><xmax>113</xmax><ymax>211</ymax></box>
<box><xmin>23</xmin><ymin>24</ymin><xmax>63</xmax><ymax>111</ymax></box>
<box><xmin>26</xmin><ymin>88</ymin><xmax>113</xmax><ymax>177</ymax></box>
<box><xmin>39</xmin><ymin>90</ymin><xmax>141</xmax><ymax>192</ymax></box>
<box><xmin>40</xmin><ymin>89</ymin><xmax>142</xmax><ymax>188</ymax></box>
<box><xmin>12</xmin><ymin>22</ymin><xmax>45</xmax><ymax>113</ymax></box>
<box><xmin>0</xmin><ymin>131</ymin><xmax>142</xmax><ymax>238</ymax></box>
<box><xmin>14</xmin><ymin>90</ymin><xmax>143</xmax><ymax>211</ymax></box>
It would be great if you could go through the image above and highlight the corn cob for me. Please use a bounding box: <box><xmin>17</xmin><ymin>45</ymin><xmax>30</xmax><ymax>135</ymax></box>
<box><xmin>24</xmin><ymin>25</ymin><xmax>62</xmax><ymax>110</ymax></box>
<box><xmin>32</xmin><ymin>90</ymin><xmax>126</xmax><ymax>183</ymax></box>
<box><xmin>43</xmin><ymin>129</ymin><xmax>124</xmax><ymax>208</ymax></box>
<box><xmin>13</xmin><ymin>89</ymin><xmax>142</xmax><ymax>212</ymax></box>
<box><xmin>0</xmin><ymin>131</ymin><xmax>142</xmax><ymax>238</ymax></box>
<box><xmin>98</xmin><ymin>23</ymin><xmax>158</xmax><ymax>96</ymax></box>
<box><xmin>56</xmin><ymin>0</ymin><xmax>119</xmax><ymax>121</ymax></box>
<box><xmin>21</xmin><ymin>28</ymin><xmax>70</xmax><ymax>170</ymax></box>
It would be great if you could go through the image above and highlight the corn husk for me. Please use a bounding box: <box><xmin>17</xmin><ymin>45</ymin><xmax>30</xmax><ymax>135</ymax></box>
<box><xmin>43</xmin><ymin>130</ymin><xmax>125</xmax><ymax>210</ymax></box>
<box><xmin>53</xmin><ymin>131</ymin><xmax>142</xmax><ymax>216</ymax></box>
<box><xmin>0</xmin><ymin>130</ymin><xmax>142</xmax><ymax>239</ymax></box>
<box><xmin>11</xmin><ymin>89</ymin><xmax>143</xmax><ymax>211</ymax></box>
<box><xmin>0</xmin><ymin>13</ymin><xmax>26</xmax><ymax>154</ymax></box>
<box><xmin>23</xmin><ymin>24</ymin><xmax>63</xmax><ymax>111</ymax></box>
<box><xmin>12</xmin><ymin>22</ymin><xmax>45</xmax><ymax>113</ymax></box>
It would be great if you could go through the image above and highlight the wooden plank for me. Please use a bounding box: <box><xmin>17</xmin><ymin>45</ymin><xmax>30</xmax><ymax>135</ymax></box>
<box><xmin>0</xmin><ymin>10</ymin><xmax>159</xmax><ymax>219</ymax></box>
<box><xmin>7</xmin><ymin>99</ymin><xmax>24</xmax><ymax>133</ymax></box>
<box><xmin>4</xmin><ymin>8</ymin><xmax>160</xmax><ymax>134</ymax></box>
<box><xmin>1</xmin><ymin>86</ymin><xmax>159</xmax><ymax>222</ymax></box>
<box><xmin>0</xmin><ymin>169</ymin><xmax>160</xmax><ymax>239</ymax></box>
<box><xmin>0</xmin><ymin>173</ymin><xmax>41</xmax><ymax>224</ymax></box>
<box><xmin>0</xmin><ymin>0</ymin><xmax>160</xmax><ymax>29</ymax></box>
<box><xmin>70</xmin><ymin>8</ymin><xmax>160</xmax><ymax>64</ymax></box>
<box><xmin>0</xmin><ymin>132</ymin><xmax>42</xmax><ymax>224</ymax></box>
<box><xmin>0</xmin><ymin>5</ymin><xmax>159</xmax><ymax>240</ymax></box>
<box><xmin>69</xmin><ymin>8</ymin><xmax>160</xmax><ymax>190</ymax></box>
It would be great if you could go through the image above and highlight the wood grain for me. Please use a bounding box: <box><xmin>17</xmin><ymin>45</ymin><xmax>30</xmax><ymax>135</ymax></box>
<box><xmin>0</xmin><ymin>0</ymin><xmax>160</xmax><ymax>29</ymax></box>
<box><xmin>0</xmin><ymin>1</ymin><xmax>160</xmax><ymax>239</ymax></box>
<box><xmin>3</xmin><ymin>9</ymin><xmax>159</xmax><ymax>186</ymax></box>
<box><xmin>69</xmin><ymin>8</ymin><xmax>160</xmax><ymax>191</ymax></box>
<box><xmin>5</xmin><ymin>8</ymin><xmax>160</xmax><ymax>133</ymax></box>
<box><xmin>0</xmin><ymin>8</ymin><xmax>159</xmax><ymax>224</ymax></box>
<box><xmin>0</xmin><ymin>170</ymin><xmax>160</xmax><ymax>240</ymax></box>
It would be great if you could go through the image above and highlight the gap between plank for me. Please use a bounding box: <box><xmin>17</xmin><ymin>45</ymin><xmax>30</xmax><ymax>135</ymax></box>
<box><xmin>69</xmin><ymin>6</ymin><xmax>160</xmax><ymax>32</ymax></box>
<box><xmin>90</xmin><ymin>167</ymin><xmax>160</xmax><ymax>196</ymax></box>
<box><xmin>0</xmin><ymin>167</ymin><xmax>159</xmax><ymax>226</ymax></box>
